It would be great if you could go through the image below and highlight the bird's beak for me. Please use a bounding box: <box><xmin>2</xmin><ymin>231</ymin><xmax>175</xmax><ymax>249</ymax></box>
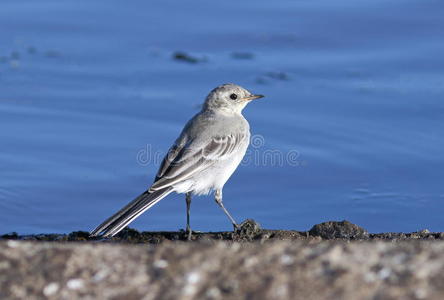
<box><xmin>243</xmin><ymin>94</ymin><xmax>264</xmax><ymax>101</ymax></box>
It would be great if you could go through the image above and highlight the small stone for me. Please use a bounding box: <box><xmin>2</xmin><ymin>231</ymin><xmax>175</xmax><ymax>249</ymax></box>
<box><xmin>7</xmin><ymin>240</ymin><xmax>20</xmax><ymax>248</ymax></box>
<box><xmin>153</xmin><ymin>259</ymin><xmax>169</xmax><ymax>269</ymax></box>
<box><xmin>280</xmin><ymin>254</ymin><xmax>294</xmax><ymax>265</ymax></box>
<box><xmin>309</xmin><ymin>220</ymin><xmax>369</xmax><ymax>240</ymax></box>
<box><xmin>418</xmin><ymin>229</ymin><xmax>430</xmax><ymax>237</ymax></box>
<box><xmin>187</xmin><ymin>271</ymin><xmax>201</xmax><ymax>284</ymax></box>
<box><xmin>184</xmin><ymin>271</ymin><xmax>201</xmax><ymax>296</ymax></box>
<box><xmin>377</xmin><ymin>268</ymin><xmax>391</xmax><ymax>280</ymax></box>
<box><xmin>93</xmin><ymin>269</ymin><xmax>109</xmax><ymax>282</ymax></box>
<box><xmin>43</xmin><ymin>282</ymin><xmax>59</xmax><ymax>296</ymax></box>
<box><xmin>67</xmin><ymin>278</ymin><xmax>85</xmax><ymax>290</ymax></box>
<box><xmin>234</xmin><ymin>219</ymin><xmax>262</xmax><ymax>241</ymax></box>
<box><xmin>206</xmin><ymin>287</ymin><xmax>221</xmax><ymax>298</ymax></box>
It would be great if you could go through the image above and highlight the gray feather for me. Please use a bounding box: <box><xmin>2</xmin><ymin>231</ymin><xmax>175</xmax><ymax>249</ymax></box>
<box><xmin>90</xmin><ymin>187</ymin><xmax>173</xmax><ymax>237</ymax></box>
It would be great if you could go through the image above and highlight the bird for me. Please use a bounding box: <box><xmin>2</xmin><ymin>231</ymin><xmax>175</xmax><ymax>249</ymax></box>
<box><xmin>90</xmin><ymin>83</ymin><xmax>264</xmax><ymax>239</ymax></box>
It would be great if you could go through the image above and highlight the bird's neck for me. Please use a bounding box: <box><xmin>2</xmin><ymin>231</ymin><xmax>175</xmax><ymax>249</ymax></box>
<box><xmin>203</xmin><ymin>102</ymin><xmax>246</xmax><ymax>115</ymax></box>
<box><xmin>204</xmin><ymin>106</ymin><xmax>244</xmax><ymax>116</ymax></box>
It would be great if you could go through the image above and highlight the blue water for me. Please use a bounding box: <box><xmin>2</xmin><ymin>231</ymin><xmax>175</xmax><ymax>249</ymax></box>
<box><xmin>1</xmin><ymin>0</ymin><xmax>443</xmax><ymax>234</ymax></box>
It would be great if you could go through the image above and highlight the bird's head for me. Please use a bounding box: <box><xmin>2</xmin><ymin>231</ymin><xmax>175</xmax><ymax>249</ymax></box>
<box><xmin>203</xmin><ymin>83</ymin><xmax>264</xmax><ymax>113</ymax></box>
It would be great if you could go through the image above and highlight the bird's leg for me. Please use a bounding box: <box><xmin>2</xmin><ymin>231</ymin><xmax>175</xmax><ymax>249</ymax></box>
<box><xmin>185</xmin><ymin>192</ymin><xmax>192</xmax><ymax>240</ymax></box>
<box><xmin>214</xmin><ymin>189</ymin><xmax>239</xmax><ymax>231</ymax></box>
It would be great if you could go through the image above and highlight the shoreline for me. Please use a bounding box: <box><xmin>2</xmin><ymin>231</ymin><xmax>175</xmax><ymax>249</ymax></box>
<box><xmin>1</xmin><ymin>220</ymin><xmax>441</xmax><ymax>243</ymax></box>
<box><xmin>2</xmin><ymin>220</ymin><xmax>444</xmax><ymax>299</ymax></box>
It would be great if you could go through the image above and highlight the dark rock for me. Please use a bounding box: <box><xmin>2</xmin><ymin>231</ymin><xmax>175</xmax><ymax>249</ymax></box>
<box><xmin>1</xmin><ymin>232</ymin><xmax>18</xmax><ymax>240</ymax></box>
<box><xmin>115</xmin><ymin>227</ymin><xmax>141</xmax><ymax>240</ymax></box>
<box><xmin>260</xmin><ymin>230</ymin><xmax>306</xmax><ymax>241</ymax></box>
<box><xmin>309</xmin><ymin>220</ymin><xmax>369</xmax><ymax>240</ymax></box>
<box><xmin>28</xmin><ymin>234</ymin><xmax>67</xmax><ymax>241</ymax></box>
<box><xmin>232</xmin><ymin>219</ymin><xmax>262</xmax><ymax>241</ymax></box>
<box><xmin>370</xmin><ymin>232</ymin><xmax>406</xmax><ymax>241</ymax></box>
<box><xmin>417</xmin><ymin>229</ymin><xmax>431</xmax><ymax>237</ymax></box>
<box><xmin>67</xmin><ymin>231</ymin><xmax>91</xmax><ymax>241</ymax></box>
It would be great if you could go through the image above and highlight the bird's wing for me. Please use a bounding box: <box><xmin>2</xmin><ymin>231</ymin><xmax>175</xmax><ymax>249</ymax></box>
<box><xmin>150</xmin><ymin>132</ymin><xmax>247</xmax><ymax>191</ymax></box>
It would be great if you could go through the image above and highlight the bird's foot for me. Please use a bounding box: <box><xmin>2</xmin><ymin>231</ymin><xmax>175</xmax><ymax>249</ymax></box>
<box><xmin>185</xmin><ymin>225</ymin><xmax>192</xmax><ymax>241</ymax></box>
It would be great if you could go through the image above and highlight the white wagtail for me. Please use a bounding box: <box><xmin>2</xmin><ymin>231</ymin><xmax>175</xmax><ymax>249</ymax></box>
<box><xmin>90</xmin><ymin>84</ymin><xmax>264</xmax><ymax>238</ymax></box>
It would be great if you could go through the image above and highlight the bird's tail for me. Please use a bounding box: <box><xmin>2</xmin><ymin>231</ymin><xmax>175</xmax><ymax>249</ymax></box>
<box><xmin>90</xmin><ymin>187</ymin><xmax>173</xmax><ymax>237</ymax></box>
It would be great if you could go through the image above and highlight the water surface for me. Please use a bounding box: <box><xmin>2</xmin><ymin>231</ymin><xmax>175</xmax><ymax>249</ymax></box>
<box><xmin>1</xmin><ymin>0</ymin><xmax>443</xmax><ymax>234</ymax></box>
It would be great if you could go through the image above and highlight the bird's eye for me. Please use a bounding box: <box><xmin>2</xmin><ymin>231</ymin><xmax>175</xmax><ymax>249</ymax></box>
<box><xmin>230</xmin><ymin>93</ymin><xmax>238</xmax><ymax>100</ymax></box>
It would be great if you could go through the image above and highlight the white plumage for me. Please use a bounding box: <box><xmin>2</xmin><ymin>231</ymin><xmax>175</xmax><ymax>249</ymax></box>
<box><xmin>90</xmin><ymin>83</ymin><xmax>264</xmax><ymax>238</ymax></box>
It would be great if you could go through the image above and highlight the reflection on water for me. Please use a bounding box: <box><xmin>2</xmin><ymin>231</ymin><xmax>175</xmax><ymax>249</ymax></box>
<box><xmin>1</xmin><ymin>0</ymin><xmax>443</xmax><ymax>234</ymax></box>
